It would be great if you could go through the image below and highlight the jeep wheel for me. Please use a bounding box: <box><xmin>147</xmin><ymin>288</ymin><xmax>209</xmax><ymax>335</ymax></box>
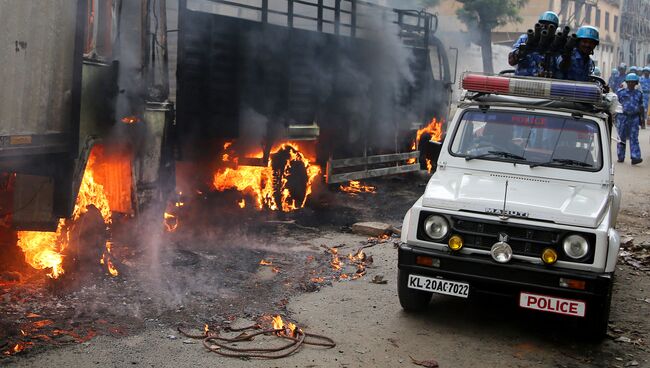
<box><xmin>582</xmin><ymin>278</ymin><xmax>614</xmax><ymax>340</ymax></box>
<box><xmin>398</xmin><ymin>270</ymin><xmax>431</xmax><ymax>312</ymax></box>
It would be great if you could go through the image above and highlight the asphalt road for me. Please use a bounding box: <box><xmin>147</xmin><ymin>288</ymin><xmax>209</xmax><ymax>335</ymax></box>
<box><xmin>5</xmin><ymin>130</ymin><xmax>650</xmax><ymax>368</ymax></box>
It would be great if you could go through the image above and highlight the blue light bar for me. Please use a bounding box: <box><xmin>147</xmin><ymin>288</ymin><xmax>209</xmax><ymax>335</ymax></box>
<box><xmin>550</xmin><ymin>83</ymin><xmax>602</xmax><ymax>103</ymax></box>
<box><xmin>462</xmin><ymin>73</ymin><xmax>604</xmax><ymax>105</ymax></box>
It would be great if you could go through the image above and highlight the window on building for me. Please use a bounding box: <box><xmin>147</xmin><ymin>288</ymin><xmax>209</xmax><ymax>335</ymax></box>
<box><xmin>605</xmin><ymin>12</ymin><xmax>610</xmax><ymax>30</ymax></box>
<box><xmin>595</xmin><ymin>9</ymin><xmax>601</xmax><ymax>27</ymax></box>
<box><xmin>585</xmin><ymin>5</ymin><xmax>592</xmax><ymax>23</ymax></box>
<box><xmin>614</xmin><ymin>15</ymin><xmax>618</xmax><ymax>33</ymax></box>
<box><xmin>560</xmin><ymin>0</ymin><xmax>568</xmax><ymax>17</ymax></box>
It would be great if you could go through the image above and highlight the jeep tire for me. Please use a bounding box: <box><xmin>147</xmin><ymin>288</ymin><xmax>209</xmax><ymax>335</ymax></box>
<box><xmin>398</xmin><ymin>270</ymin><xmax>432</xmax><ymax>312</ymax></box>
<box><xmin>582</xmin><ymin>276</ymin><xmax>614</xmax><ymax>340</ymax></box>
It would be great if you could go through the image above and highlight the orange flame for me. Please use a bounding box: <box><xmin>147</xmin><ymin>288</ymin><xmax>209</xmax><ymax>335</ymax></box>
<box><xmin>417</xmin><ymin>117</ymin><xmax>443</xmax><ymax>144</ymax></box>
<box><xmin>103</xmin><ymin>243</ymin><xmax>118</xmax><ymax>277</ymax></box>
<box><xmin>408</xmin><ymin>118</ymin><xmax>443</xmax><ymax>165</ymax></box>
<box><xmin>106</xmin><ymin>258</ymin><xmax>118</xmax><ymax>277</ymax></box>
<box><xmin>426</xmin><ymin>159</ymin><xmax>433</xmax><ymax>173</ymax></box>
<box><xmin>272</xmin><ymin>315</ymin><xmax>284</xmax><ymax>330</ymax></box>
<box><xmin>339</xmin><ymin>180</ymin><xmax>376</xmax><ymax>195</ymax></box>
<box><xmin>16</xmin><ymin>229</ymin><xmax>65</xmax><ymax>278</ymax></box>
<box><xmin>213</xmin><ymin>142</ymin><xmax>321</xmax><ymax>212</ymax></box>
<box><xmin>163</xmin><ymin>212</ymin><xmax>178</xmax><ymax>232</ymax></box>
<box><xmin>17</xmin><ymin>147</ymin><xmax>117</xmax><ymax>278</ymax></box>
<box><xmin>204</xmin><ymin>324</ymin><xmax>209</xmax><ymax>334</ymax></box>
<box><xmin>310</xmin><ymin>277</ymin><xmax>325</xmax><ymax>283</ymax></box>
<box><xmin>271</xmin><ymin>315</ymin><xmax>297</xmax><ymax>337</ymax></box>
<box><xmin>121</xmin><ymin>116</ymin><xmax>140</xmax><ymax>124</ymax></box>
<box><xmin>238</xmin><ymin>199</ymin><xmax>246</xmax><ymax>208</ymax></box>
<box><xmin>2</xmin><ymin>342</ymin><xmax>32</xmax><ymax>356</ymax></box>
<box><xmin>11</xmin><ymin>343</ymin><xmax>25</xmax><ymax>354</ymax></box>
<box><xmin>347</xmin><ymin>249</ymin><xmax>366</xmax><ymax>263</ymax></box>
<box><xmin>330</xmin><ymin>253</ymin><xmax>342</xmax><ymax>271</ymax></box>
<box><xmin>259</xmin><ymin>259</ymin><xmax>273</xmax><ymax>266</ymax></box>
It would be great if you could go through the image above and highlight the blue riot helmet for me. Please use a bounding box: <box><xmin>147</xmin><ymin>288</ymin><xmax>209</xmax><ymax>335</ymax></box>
<box><xmin>626</xmin><ymin>73</ymin><xmax>640</xmax><ymax>82</ymax></box>
<box><xmin>538</xmin><ymin>11</ymin><xmax>559</xmax><ymax>26</ymax></box>
<box><xmin>612</xmin><ymin>68</ymin><xmax>619</xmax><ymax>76</ymax></box>
<box><xmin>576</xmin><ymin>26</ymin><xmax>600</xmax><ymax>44</ymax></box>
<box><xmin>619</xmin><ymin>63</ymin><xmax>627</xmax><ymax>73</ymax></box>
<box><xmin>592</xmin><ymin>66</ymin><xmax>601</xmax><ymax>76</ymax></box>
<box><xmin>643</xmin><ymin>66</ymin><xmax>650</xmax><ymax>74</ymax></box>
<box><xmin>630</xmin><ymin>66</ymin><xmax>638</xmax><ymax>73</ymax></box>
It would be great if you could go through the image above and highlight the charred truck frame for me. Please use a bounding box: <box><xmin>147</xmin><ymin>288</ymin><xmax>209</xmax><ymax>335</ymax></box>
<box><xmin>175</xmin><ymin>0</ymin><xmax>453</xmax><ymax>183</ymax></box>
<box><xmin>0</xmin><ymin>0</ymin><xmax>451</xmax><ymax>246</ymax></box>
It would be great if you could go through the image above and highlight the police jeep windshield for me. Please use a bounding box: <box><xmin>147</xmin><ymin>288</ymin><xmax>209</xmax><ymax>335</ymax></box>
<box><xmin>450</xmin><ymin>110</ymin><xmax>602</xmax><ymax>170</ymax></box>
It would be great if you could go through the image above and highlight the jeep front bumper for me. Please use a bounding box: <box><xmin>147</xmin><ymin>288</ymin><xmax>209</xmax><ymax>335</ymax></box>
<box><xmin>398</xmin><ymin>244</ymin><xmax>613</xmax><ymax>319</ymax></box>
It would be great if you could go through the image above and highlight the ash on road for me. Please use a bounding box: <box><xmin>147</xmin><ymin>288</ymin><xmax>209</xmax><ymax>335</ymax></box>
<box><xmin>3</xmin><ymin>132</ymin><xmax>650</xmax><ymax>368</ymax></box>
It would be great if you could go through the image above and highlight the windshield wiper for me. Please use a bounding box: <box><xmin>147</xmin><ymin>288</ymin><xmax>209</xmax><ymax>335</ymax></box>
<box><xmin>465</xmin><ymin>150</ymin><xmax>526</xmax><ymax>161</ymax></box>
<box><xmin>529</xmin><ymin>158</ymin><xmax>592</xmax><ymax>168</ymax></box>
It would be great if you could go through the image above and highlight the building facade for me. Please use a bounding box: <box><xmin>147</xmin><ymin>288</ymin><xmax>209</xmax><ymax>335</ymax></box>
<box><xmin>433</xmin><ymin>0</ymin><xmax>622</xmax><ymax>80</ymax></box>
<box><xmin>620</xmin><ymin>0</ymin><xmax>650</xmax><ymax>68</ymax></box>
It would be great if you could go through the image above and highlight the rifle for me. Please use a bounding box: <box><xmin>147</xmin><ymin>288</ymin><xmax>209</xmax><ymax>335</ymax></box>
<box><xmin>537</xmin><ymin>24</ymin><xmax>562</xmax><ymax>78</ymax></box>
<box><xmin>517</xmin><ymin>23</ymin><xmax>541</xmax><ymax>59</ymax></box>
<box><xmin>550</xmin><ymin>26</ymin><xmax>571</xmax><ymax>53</ymax></box>
<box><xmin>538</xmin><ymin>24</ymin><xmax>556</xmax><ymax>51</ymax></box>
<box><xmin>515</xmin><ymin>23</ymin><xmax>577</xmax><ymax>78</ymax></box>
<box><xmin>559</xmin><ymin>33</ymin><xmax>578</xmax><ymax>73</ymax></box>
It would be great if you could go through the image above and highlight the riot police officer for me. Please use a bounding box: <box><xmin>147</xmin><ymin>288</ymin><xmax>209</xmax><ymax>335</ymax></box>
<box><xmin>508</xmin><ymin>11</ymin><xmax>559</xmax><ymax>76</ymax></box>
<box><xmin>609</xmin><ymin>68</ymin><xmax>620</xmax><ymax>88</ymax></box>
<box><xmin>640</xmin><ymin>66</ymin><xmax>650</xmax><ymax>127</ymax></box>
<box><xmin>557</xmin><ymin>26</ymin><xmax>598</xmax><ymax>81</ymax></box>
<box><xmin>616</xmin><ymin>73</ymin><xmax>645</xmax><ymax>164</ymax></box>
<box><xmin>613</xmin><ymin>63</ymin><xmax>627</xmax><ymax>89</ymax></box>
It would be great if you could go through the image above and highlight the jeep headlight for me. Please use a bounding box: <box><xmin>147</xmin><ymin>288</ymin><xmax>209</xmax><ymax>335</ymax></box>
<box><xmin>423</xmin><ymin>215</ymin><xmax>449</xmax><ymax>240</ymax></box>
<box><xmin>563</xmin><ymin>234</ymin><xmax>589</xmax><ymax>259</ymax></box>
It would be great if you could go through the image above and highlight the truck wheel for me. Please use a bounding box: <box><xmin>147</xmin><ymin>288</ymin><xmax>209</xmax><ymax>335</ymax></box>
<box><xmin>63</xmin><ymin>205</ymin><xmax>108</xmax><ymax>277</ymax></box>
<box><xmin>417</xmin><ymin>133</ymin><xmax>443</xmax><ymax>173</ymax></box>
<box><xmin>398</xmin><ymin>270</ymin><xmax>431</xmax><ymax>312</ymax></box>
<box><xmin>270</xmin><ymin>145</ymin><xmax>308</xmax><ymax>209</ymax></box>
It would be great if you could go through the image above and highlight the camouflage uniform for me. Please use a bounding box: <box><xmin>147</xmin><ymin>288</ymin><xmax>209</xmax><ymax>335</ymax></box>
<box><xmin>612</xmin><ymin>74</ymin><xmax>626</xmax><ymax>89</ymax></box>
<box><xmin>639</xmin><ymin>75</ymin><xmax>650</xmax><ymax>113</ymax></box>
<box><xmin>608</xmin><ymin>71</ymin><xmax>620</xmax><ymax>88</ymax></box>
<box><xmin>556</xmin><ymin>48</ymin><xmax>594</xmax><ymax>82</ymax></box>
<box><xmin>512</xmin><ymin>34</ymin><xmax>543</xmax><ymax>77</ymax></box>
<box><xmin>615</xmin><ymin>87</ymin><xmax>645</xmax><ymax>161</ymax></box>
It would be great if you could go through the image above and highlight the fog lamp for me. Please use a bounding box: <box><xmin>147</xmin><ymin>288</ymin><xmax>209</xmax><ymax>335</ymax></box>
<box><xmin>448</xmin><ymin>235</ymin><xmax>463</xmax><ymax>251</ymax></box>
<box><xmin>541</xmin><ymin>248</ymin><xmax>558</xmax><ymax>265</ymax></box>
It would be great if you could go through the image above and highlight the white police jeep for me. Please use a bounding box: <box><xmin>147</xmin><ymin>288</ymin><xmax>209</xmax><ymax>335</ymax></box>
<box><xmin>398</xmin><ymin>73</ymin><xmax>621</xmax><ymax>338</ymax></box>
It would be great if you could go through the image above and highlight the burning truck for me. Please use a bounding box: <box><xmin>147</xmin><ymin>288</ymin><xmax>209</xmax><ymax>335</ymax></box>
<box><xmin>0</xmin><ymin>0</ymin><xmax>452</xmax><ymax>278</ymax></box>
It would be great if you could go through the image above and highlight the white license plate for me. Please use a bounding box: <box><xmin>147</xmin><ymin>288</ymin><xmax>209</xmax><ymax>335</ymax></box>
<box><xmin>519</xmin><ymin>292</ymin><xmax>586</xmax><ymax>317</ymax></box>
<box><xmin>408</xmin><ymin>274</ymin><xmax>469</xmax><ymax>298</ymax></box>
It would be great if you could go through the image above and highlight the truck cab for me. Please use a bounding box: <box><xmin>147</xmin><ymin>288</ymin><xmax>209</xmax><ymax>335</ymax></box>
<box><xmin>398</xmin><ymin>73</ymin><xmax>621</xmax><ymax>338</ymax></box>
